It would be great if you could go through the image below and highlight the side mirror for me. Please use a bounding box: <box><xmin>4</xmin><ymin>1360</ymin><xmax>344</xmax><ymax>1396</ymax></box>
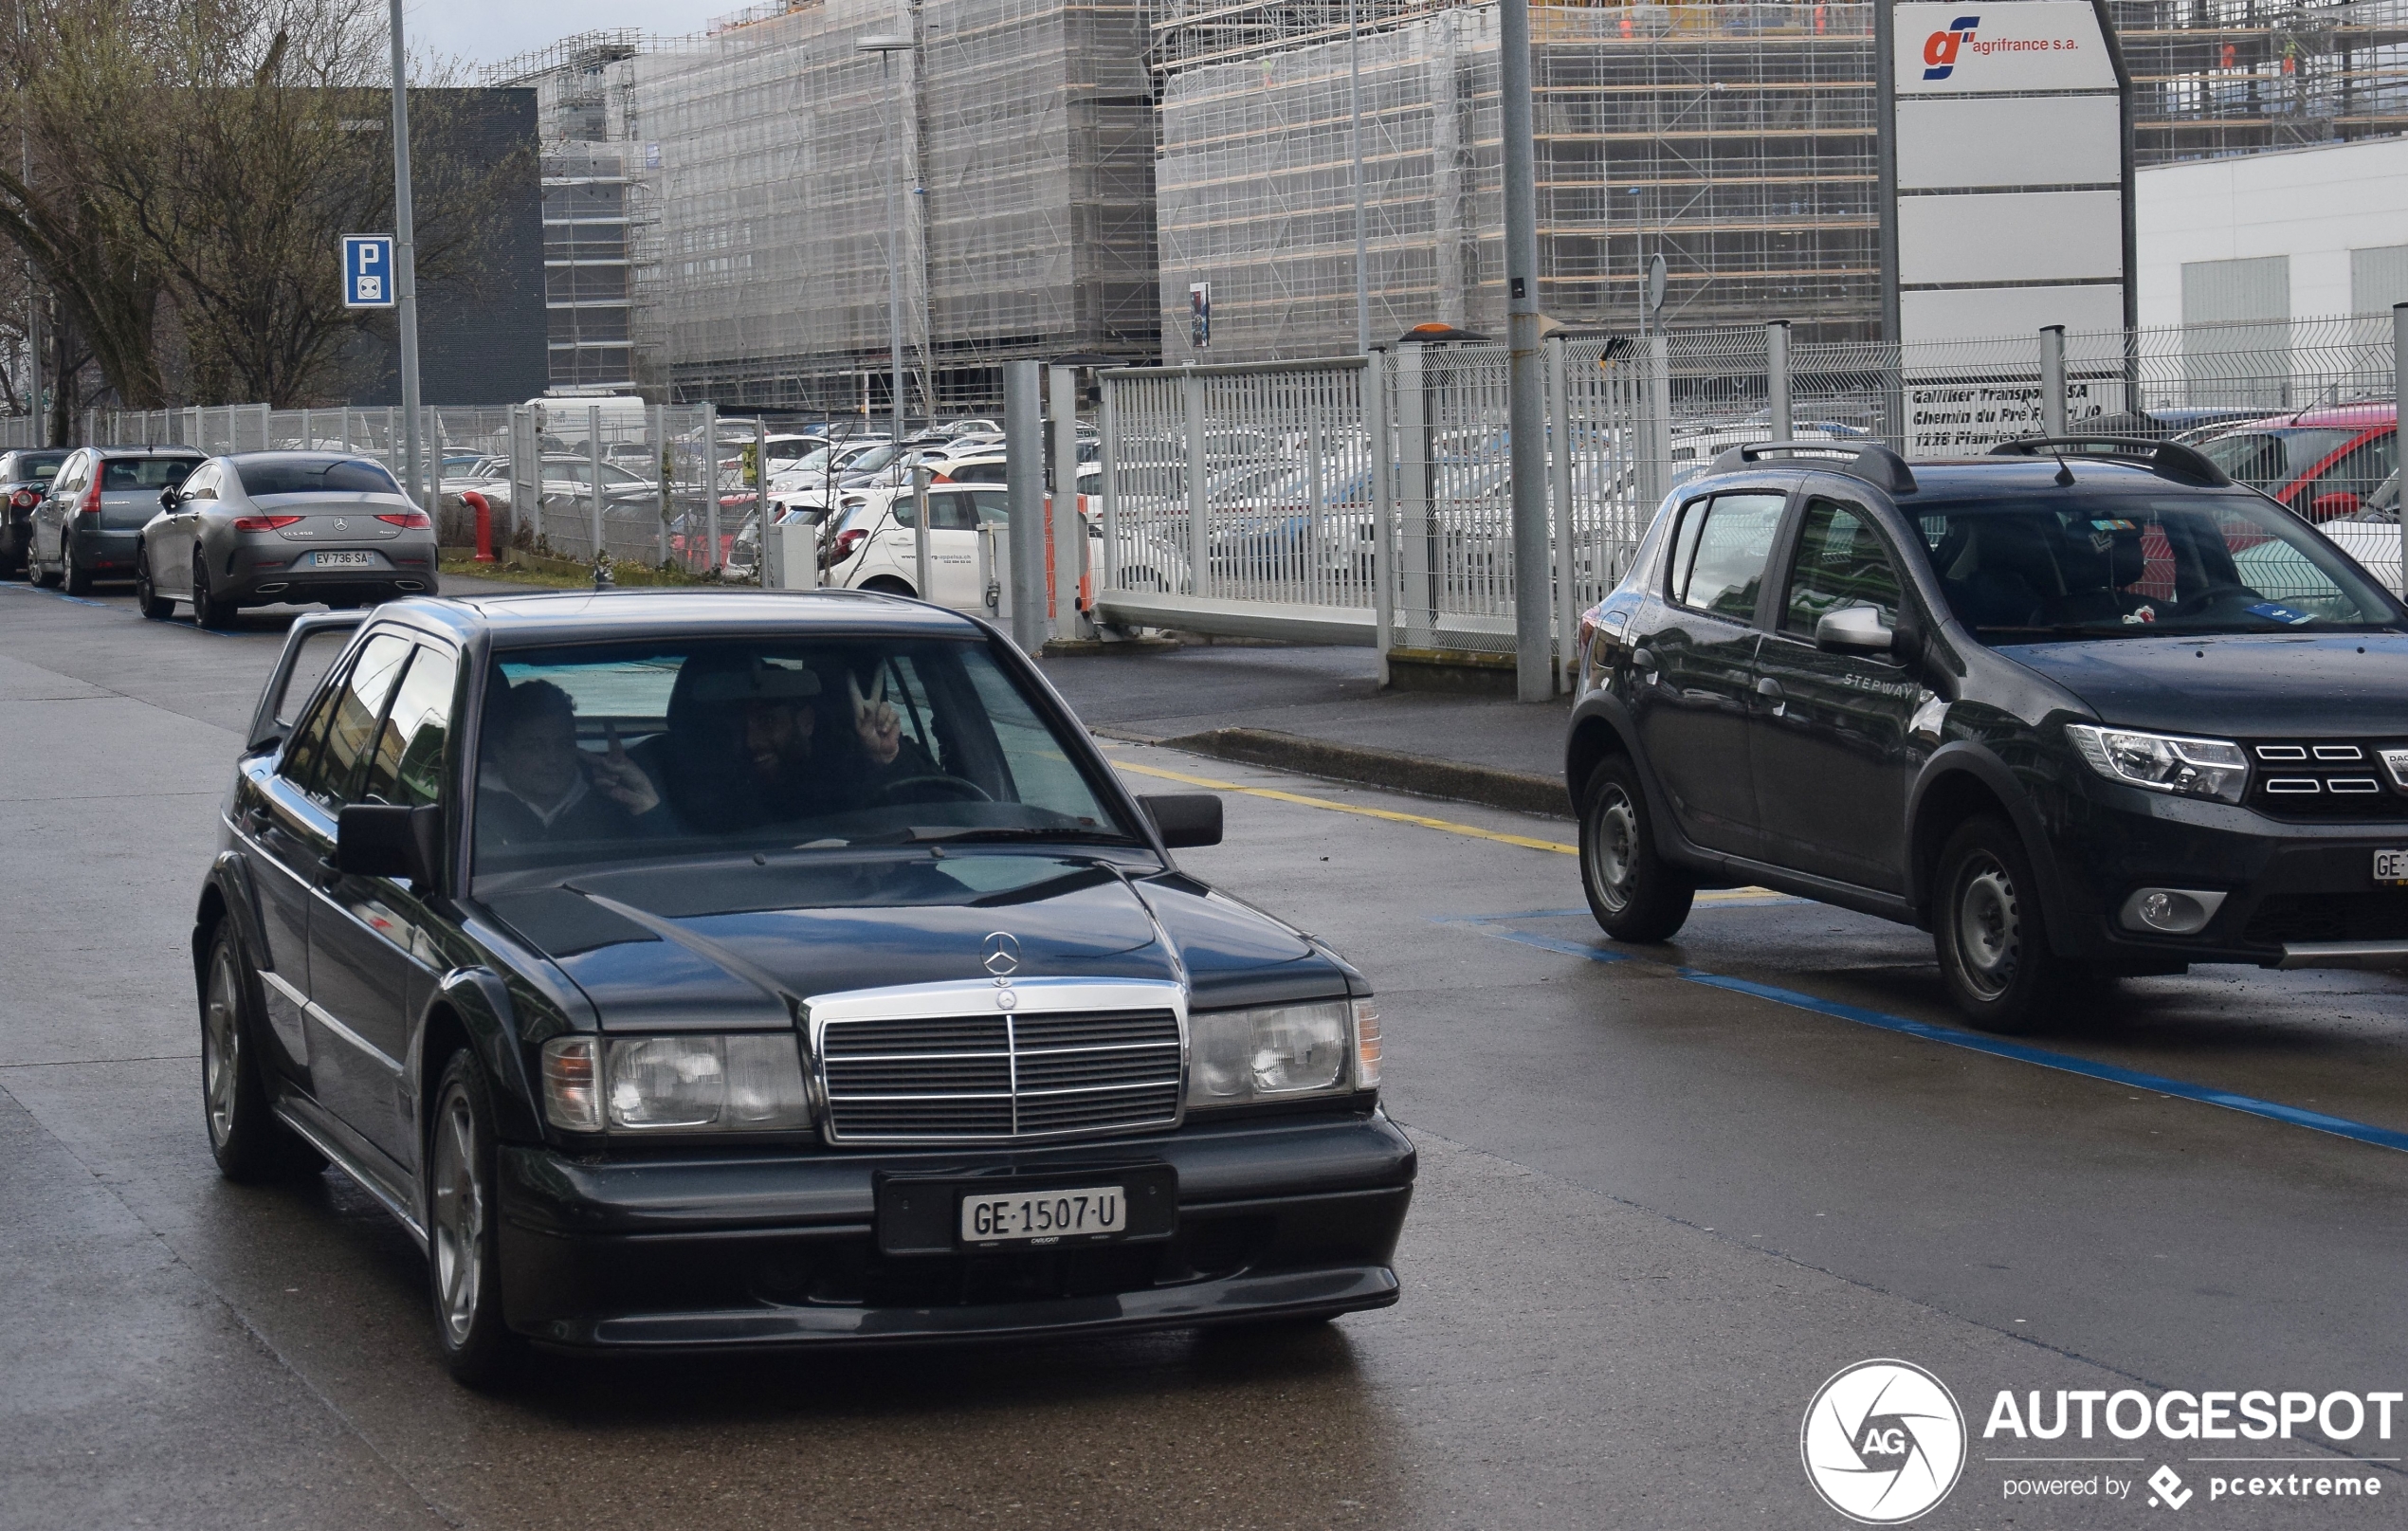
<box><xmin>336</xmin><ymin>804</ymin><xmax>444</xmax><ymax>891</ymax></box>
<box><xmin>1815</xmin><ymin>605</ymin><xmax>1893</xmax><ymax>654</ymax></box>
<box><xmin>2309</xmin><ymin>491</ymin><xmax>2363</xmax><ymax>521</ymax></box>
<box><xmin>159</xmin><ymin>486</ymin><xmax>179</xmax><ymax>511</ymax></box>
<box><xmin>1140</xmin><ymin>793</ymin><xmax>1222</xmax><ymax>848</ymax></box>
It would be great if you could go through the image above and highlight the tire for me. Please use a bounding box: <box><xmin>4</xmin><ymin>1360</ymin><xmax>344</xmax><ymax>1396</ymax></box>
<box><xmin>33</xmin><ymin>536</ymin><xmax>60</xmax><ymax>588</ymax></box>
<box><xmin>61</xmin><ymin>536</ymin><xmax>91</xmax><ymax>595</ymax></box>
<box><xmin>427</xmin><ymin>1048</ymin><xmax>519</xmax><ymax>1387</ymax></box>
<box><xmin>134</xmin><ymin>549</ymin><xmax>173</xmax><ymax>619</ymax></box>
<box><xmin>861</xmin><ymin>575</ymin><xmax>916</xmax><ymax>598</ymax></box>
<box><xmin>1932</xmin><ymin>814</ymin><xmax>2069</xmax><ymax>1034</ymax></box>
<box><xmin>192</xmin><ymin>556</ymin><xmax>235</xmax><ymax>629</ymax></box>
<box><xmin>1578</xmin><ymin>754</ymin><xmax>1696</xmax><ymax>943</ymax></box>
<box><xmin>199</xmin><ymin>927</ymin><xmax>321</xmax><ymax>1181</ymax></box>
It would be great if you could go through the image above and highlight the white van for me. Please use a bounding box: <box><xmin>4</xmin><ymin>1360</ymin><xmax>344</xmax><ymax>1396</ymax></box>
<box><xmin>530</xmin><ymin>393</ymin><xmax>649</xmax><ymax>448</ymax></box>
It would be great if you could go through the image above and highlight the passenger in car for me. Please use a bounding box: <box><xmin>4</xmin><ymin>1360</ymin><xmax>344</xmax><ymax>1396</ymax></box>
<box><xmin>476</xmin><ymin>680</ymin><xmax>665</xmax><ymax>848</ymax></box>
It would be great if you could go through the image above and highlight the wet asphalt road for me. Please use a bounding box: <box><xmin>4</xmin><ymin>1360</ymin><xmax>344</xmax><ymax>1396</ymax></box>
<box><xmin>8</xmin><ymin>581</ymin><xmax>2408</xmax><ymax>1530</ymax></box>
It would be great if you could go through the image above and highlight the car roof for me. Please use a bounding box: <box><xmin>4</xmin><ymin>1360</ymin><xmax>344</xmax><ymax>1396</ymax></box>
<box><xmin>222</xmin><ymin>449</ymin><xmax>386</xmax><ymax>465</ymax></box>
<box><xmin>371</xmin><ymin>587</ymin><xmax>989</xmax><ymax>648</ymax></box>
<box><xmin>2222</xmin><ymin>402</ymin><xmax>2396</xmax><ymax>430</ymax></box>
<box><xmin>91</xmin><ymin>444</ymin><xmax>207</xmax><ymax>458</ymax></box>
<box><xmin>1691</xmin><ymin>452</ymin><xmax>2248</xmax><ymax>501</ymax></box>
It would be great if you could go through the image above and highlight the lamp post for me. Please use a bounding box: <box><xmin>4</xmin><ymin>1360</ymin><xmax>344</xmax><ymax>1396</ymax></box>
<box><xmin>859</xmin><ymin>34</ymin><xmax>911</xmax><ymax>446</ymax></box>
<box><xmin>388</xmin><ymin>0</ymin><xmax>425</xmax><ymax>508</ymax></box>
<box><xmin>1349</xmin><ymin>0</ymin><xmax>1369</xmax><ymax>355</ymax></box>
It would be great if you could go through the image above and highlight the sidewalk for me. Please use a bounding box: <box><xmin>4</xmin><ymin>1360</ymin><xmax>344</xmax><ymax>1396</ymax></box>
<box><xmin>1036</xmin><ymin>645</ymin><xmax>1573</xmax><ymax>817</ymax></box>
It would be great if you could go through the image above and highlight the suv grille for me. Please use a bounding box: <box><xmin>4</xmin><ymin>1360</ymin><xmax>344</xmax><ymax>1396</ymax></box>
<box><xmin>2242</xmin><ymin>738</ymin><xmax>2408</xmax><ymax>820</ymax></box>
<box><xmin>818</xmin><ymin>1008</ymin><xmax>1182</xmax><ymax>1144</ymax></box>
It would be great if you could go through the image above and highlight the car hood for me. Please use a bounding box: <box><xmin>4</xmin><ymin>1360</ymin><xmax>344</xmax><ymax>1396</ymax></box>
<box><xmin>1995</xmin><ymin>632</ymin><xmax>2408</xmax><ymax>735</ymax></box>
<box><xmin>481</xmin><ymin>854</ymin><xmax>1348</xmax><ymax>1030</ymax></box>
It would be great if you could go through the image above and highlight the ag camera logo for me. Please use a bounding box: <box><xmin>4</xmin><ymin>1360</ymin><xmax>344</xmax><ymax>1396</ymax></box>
<box><xmin>1803</xmin><ymin>1359</ymin><xmax>1968</xmax><ymax>1523</ymax></box>
<box><xmin>1923</xmin><ymin>13</ymin><xmax>1978</xmax><ymax>79</ymax></box>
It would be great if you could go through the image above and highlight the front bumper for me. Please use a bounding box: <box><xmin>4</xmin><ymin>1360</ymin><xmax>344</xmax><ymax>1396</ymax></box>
<box><xmin>2048</xmin><ymin>780</ymin><xmax>2408</xmax><ymax>966</ymax></box>
<box><xmin>496</xmin><ymin>1108</ymin><xmax>1416</xmax><ymax>1351</ymax></box>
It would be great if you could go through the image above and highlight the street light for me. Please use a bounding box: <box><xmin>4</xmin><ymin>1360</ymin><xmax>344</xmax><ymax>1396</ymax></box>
<box><xmin>388</xmin><ymin>0</ymin><xmax>424</xmax><ymax>509</ymax></box>
<box><xmin>859</xmin><ymin>34</ymin><xmax>910</xmax><ymax>446</ymax></box>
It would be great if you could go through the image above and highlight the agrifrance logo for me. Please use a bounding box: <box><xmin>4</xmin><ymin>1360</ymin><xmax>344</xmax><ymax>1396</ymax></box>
<box><xmin>1802</xmin><ymin>1360</ymin><xmax>1969</xmax><ymax>1522</ymax></box>
<box><xmin>1805</xmin><ymin>1360</ymin><xmax>2400</xmax><ymax>1521</ymax></box>
<box><xmin>1922</xmin><ymin>14</ymin><xmax>1979</xmax><ymax>79</ymax></box>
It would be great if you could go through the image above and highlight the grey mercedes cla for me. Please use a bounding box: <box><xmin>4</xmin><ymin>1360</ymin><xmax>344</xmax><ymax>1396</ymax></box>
<box><xmin>137</xmin><ymin>451</ymin><xmax>440</xmax><ymax>627</ymax></box>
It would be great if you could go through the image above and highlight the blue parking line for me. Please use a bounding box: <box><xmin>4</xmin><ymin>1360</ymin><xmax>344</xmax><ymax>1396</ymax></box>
<box><xmin>0</xmin><ymin>580</ymin><xmax>236</xmax><ymax>633</ymax></box>
<box><xmin>1440</xmin><ymin>911</ymin><xmax>2408</xmax><ymax>1157</ymax></box>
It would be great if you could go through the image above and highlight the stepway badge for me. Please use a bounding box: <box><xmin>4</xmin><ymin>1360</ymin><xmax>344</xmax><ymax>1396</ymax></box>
<box><xmin>342</xmin><ymin>235</ymin><xmax>395</xmax><ymax>309</ymax></box>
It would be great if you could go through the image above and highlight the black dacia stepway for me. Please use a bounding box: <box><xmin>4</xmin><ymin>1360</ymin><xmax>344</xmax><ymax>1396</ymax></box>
<box><xmin>1565</xmin><ymin>435</ymin><xmax>2408</xmax><ymax>1033</ymax></box>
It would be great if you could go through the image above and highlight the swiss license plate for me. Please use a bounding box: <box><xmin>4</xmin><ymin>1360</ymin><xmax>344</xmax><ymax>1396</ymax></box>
<box><xmin>314</xmin><ymin>550</ymin><xmax>374</xmax><ymax>568</ymax></box>
<box><xmin>2377</xmin><ymin>849</ymin><xmax>2408</xmax><ymax>885</ymax></box>
<box><xmin>959</xmin><ymin>1183</ymin><xmax>1126</xmax><ymax>1246</ymax></box>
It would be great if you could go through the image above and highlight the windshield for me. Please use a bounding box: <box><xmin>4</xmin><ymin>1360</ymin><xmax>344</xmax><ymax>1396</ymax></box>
<box><xmin>846</xmin><ymin>445</ymin><xmax>907</xmax><ymax>474</ymax></box>
<box><xmin>9</xmin><ymin>452</ymin><xmax>64</xmax><ymax>481</ymax></box>
<box><xmin>236</xmin><ymin>458</ymin><xmax>400</xmax><ymax>497</ymax></box>
<box><xmin>1918</xmin><ymin>491</ymin><xmax>2400</xmax><ymax>641</ymax></box>
<box><xmin>2199</xmin><ymin>428</ymin><xmax>2359</xmax><ymax>494</ymax></box>
<box><xmin>472</xmin><ymin>636</ymin><xmax>1136</xmax><ymax>881</ymax></box>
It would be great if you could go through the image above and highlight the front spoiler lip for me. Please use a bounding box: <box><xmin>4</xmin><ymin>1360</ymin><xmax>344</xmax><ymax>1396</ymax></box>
<box><xmin>522</xmin><ymin>1264</ymin><xmax>1399</xmax><ymax>1353</ymax></box>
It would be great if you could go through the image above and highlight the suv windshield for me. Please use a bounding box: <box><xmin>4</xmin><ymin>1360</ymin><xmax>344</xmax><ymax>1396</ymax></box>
<box><xmin>237</xmin><ymin>458</ymin><xmax>402</xmax><ymax>497</ymax></box>
<box><xmin>472</xmin><ymin>636</ymin><xmax>1135</xmax><ymax>881</ymax></box>
<box><xmin>1918</xmin><ymin>490</ymin><xmax>2400</xmax><ymax>641</ymax></box>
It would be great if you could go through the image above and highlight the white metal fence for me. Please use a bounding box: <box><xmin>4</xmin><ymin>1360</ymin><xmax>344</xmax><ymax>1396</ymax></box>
<box><xmin>1095</xmin><ymin>310</ymin><xmax>2405</xmax><ymax>683</ymax></box>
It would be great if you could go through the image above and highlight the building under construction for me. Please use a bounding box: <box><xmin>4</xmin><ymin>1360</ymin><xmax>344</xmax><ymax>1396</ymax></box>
<box><xmin>492</xmin><ymin>0</ymin><xmax>1160</xmax><ymax>414</ymax></box>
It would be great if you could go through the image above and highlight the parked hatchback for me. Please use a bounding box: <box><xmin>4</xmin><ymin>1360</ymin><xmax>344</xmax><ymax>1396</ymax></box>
<box><xmin>194</xmin><ymin>591</ymin><xmax>1409</xmax><ymax>1381</ymax></box>
<box><xmin>0</xmin><ymin>447</ymin><xmax>68</xmax><ymax>576</ymax></box>
<box><xmin>136</xmin><ymin>452</ymin><xmax>437</xmax><ymax>626</ymax></box>
<box><xmin>27</xmin><ymin>446</ymin><xmax>204</xmax><ymax>594</ymax></box>
<box><xmin>1568</xmin><ymin>435</ymin><xmax>2408</xmax><ymax>1032</ymax></box>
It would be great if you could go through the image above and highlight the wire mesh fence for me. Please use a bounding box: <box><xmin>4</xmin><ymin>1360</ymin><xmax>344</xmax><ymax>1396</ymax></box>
<box><xmin>1098</xmin><ymin>308</ymin><xmax>2405</xmax><ymax>674</ymax></box>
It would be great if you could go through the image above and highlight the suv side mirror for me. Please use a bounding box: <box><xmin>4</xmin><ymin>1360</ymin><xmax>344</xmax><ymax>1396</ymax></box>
<box><xmin>1140</xmin><ymin>793</ymin><xmax>1223</xmax><ymax>848</ymax></box>
<box><xmin>337</xmin><ymin>804</ymin><xmax>444</xmax><ymax>890</ymax></box>
<box><xmin>1815</xmin><ymin>606</ymin><xmax>1893</xmax><ymax>654</ymax></box>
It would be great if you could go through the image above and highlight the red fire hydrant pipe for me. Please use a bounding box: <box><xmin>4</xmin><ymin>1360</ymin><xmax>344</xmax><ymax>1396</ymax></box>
<box><xmin>463</xmin><ymin>490</ymin><xmax>496</xmax><ymax>563</ymax></box>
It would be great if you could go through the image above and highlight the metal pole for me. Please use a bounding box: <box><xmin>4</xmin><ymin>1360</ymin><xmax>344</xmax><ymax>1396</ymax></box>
<box><xmin>1003</xmin><ymin>359</ymin><xmax>1046</xmax><ymax>651</ymax></box>
<box><xmin>1367</xmin><ymin>347</ymin><xmax>1393</xmax><ymax>686</ymax></box>
<box><xmin>702</xmin><ymin>400</ymin><xmax>721</xmax><ymax>573</ymax></box>
<box><xmin>1350</xmin><ymin>0</ymin><xmax>1370</xmax><ymax>355</ymax></box>
<box><xmin>1182</xmin><ymin>366</ymin><xmax>1208</xmax><ymax>599</ymax></box>
<box><xmin>653</xmin><ymin>401</ymin><xmax>668</xmax><ymax>567</ymax></box>
<box><xmin>754</xmin><ymin>413</ymin><xmax>769</xmax><ymax>579</ymax></box>
<box><xmin>388</xmin><ymin>0</ymin><xmax>424</xmax><ymax>512</ymax></box>
<box><xmin>913</xmin><ymin>464</ymin><xmax>933</xmax><ymax>601</ymax></box>
<box><xmin>1499</xmin><ymin>0</ymin><xmax>1549</xmax><ymax>702</ymax></box>
<box><xmin>1767</xmin><ymin>320</ymin><xmax>1793</xmax><ymax>440</ymax></box>
<box><xmin>884</xmin><ymin>54</ymin><xmax>905</xmax><ymax>446</ymax></box>
<box><xmin>1547</xmin><ymin>334</ymin><xmax>1576</xmax><ymax>694</ymax></box>
<box><xmin>2395</xmin><ymin>303</ymin><xmax>2406</xmax><ymax>595</ymax></box>
<box><xmin>1098</xmin><ymin>377</ymin><xmax>1121</xmax><ymax>595</ymax></box>
<box><xmin>587</xmin><ymin>404</ymin><xmax>605</xmax><ymax>559</ymax></box>
<box><xmin>2040</xmin><ymin>325</ymin><xmax>2070</xmax><ymax>436</ymax></box>
<box><xmin>1049</xmin><ymin>363</ymin><xmax>1082</xmax><ymax>636</ymax></box>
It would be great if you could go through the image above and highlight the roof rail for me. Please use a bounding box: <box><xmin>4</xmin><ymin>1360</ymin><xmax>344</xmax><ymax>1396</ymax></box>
<box><xmin>1985</xmin><ymin>434</ymin><xmax>2231</xmax><ymax>486</ymax></box>
<box><xmin>1706</xmin><ymin>439</ymin><xmax>1919</xmax><ymax>495</ymax></box>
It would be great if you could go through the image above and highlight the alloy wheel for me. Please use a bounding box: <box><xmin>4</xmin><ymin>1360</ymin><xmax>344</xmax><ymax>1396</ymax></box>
<box><xmin>1954</xmin><ymin>855</ymin><xmax>2019</xmax><ymax>1001</ymax></box>
<box><xmin>202</xmin><ymin>944</ymin><xmax>242</xmax><ymax>1151</ymax></box>
<box><xmin>429</xmin><ymin>1088</ymin><xmax>484</xmax><ymax>1347</ymax></box>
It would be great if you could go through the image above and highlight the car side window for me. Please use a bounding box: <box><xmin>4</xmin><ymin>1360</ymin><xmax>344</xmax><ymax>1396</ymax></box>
<box><xmin>970</xmin><ymin>489</ymin><xmax>1011</xmax><ymax>526</ymax></box>
<box><xmin>276</xmin><ymin>663</ymin><xmax>349</xmax><ymax>794</ymax></box>
<box><xmin>360</xmin><ymin>645</ymin><xmax>457</xmax><ymax>808</ymax></box>
<box><xmin>299</xmin><ymin>633</ymin><xmax>414</xmax><ymax>808</ymax></box>
<box><xmin>1782</xmin><ymin>498</ymin><xmax>1903</xmax><ymax>637</ymax></box>
<box><xmin>1670</xmin><ymin>491</ymin><xmax>1785</xmax><ymax>622</ymax></box>
<box><xmin>182</xmin><ymin>465</ymin><xmax>219</xmax><ymax>501</ymax></box>
<box><xmin>927</xmin><ymin>493</ymin><xmax>980</xmax><ymax>532</ymax></box>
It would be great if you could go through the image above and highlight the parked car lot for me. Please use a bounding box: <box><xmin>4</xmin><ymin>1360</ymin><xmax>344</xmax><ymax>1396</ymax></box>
<box><xmin>1570</xmin><ymin>434</ymin><xmax>2408</xmax><ymax>1031</ymax></box>
<box><xmin>0</xmin><ymin>446</ymin><xmax>66</xmax><ymax>575</ymax></box>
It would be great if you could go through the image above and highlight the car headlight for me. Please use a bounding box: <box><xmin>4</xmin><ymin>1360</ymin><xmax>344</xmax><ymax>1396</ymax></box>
<box><xmin>1186</xmin><ymin>998</ymin><xmax>1379</xmax><ymax>1108</ymax></box>
<box><xmin>2065</xmin><ymin>723</ymin><xmax>2248</xmax><ymax>805</ymax></box>
<box><xmin>539</xmin><ymin>1033</ymin><xmax>812</xmax><ymax>1133</ymax></box>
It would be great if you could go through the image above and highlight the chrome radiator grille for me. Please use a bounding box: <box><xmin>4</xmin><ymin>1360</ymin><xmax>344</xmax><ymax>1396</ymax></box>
<box><xmin>817</xmin><ymin>1007</ymin><xmax>1183</xmax><ymax>1143</ymax></box>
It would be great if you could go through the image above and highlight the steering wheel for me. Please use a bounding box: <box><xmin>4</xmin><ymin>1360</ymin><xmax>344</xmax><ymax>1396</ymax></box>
<box><xmin>875</xmin><ymin>774</ymin><xmax>994</xmax><ymax>804</ymax></box>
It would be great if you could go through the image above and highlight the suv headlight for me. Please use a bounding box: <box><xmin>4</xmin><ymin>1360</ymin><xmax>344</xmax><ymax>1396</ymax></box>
<box><xmin>1187</xmin><ymin>998</ymin><xmax>1379</xmax><ymax>1108</ymax></box>
<box><xmin>540</xmin><ymin>1033</ymin><xmax>812</xmax><ymax>1133</ymax></box>
<box><xmin>2065</xmin><ymin>723</ymin><xmax>2248</xmax><ymax>805</ymax></box>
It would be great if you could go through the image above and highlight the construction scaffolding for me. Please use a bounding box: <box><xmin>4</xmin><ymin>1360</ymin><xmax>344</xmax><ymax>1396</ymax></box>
<box><xmin>492</xmin><ymin>0</ymin><xmax>1160</xmax><ymax>415</ymax></box>
<box><xmin>1153</xmin><ymin>1</ymin><xmax>1881</xmax><ymax>362</ymax></box>
<box><xmin>543</xmin><ymin>145</ymin><xmax>638</xmax><ymax>391</ymax></box>
<box><xmin>2115</xmin><ymin>0</ymin><xmax>2408</xmax><ymax>162</ymax></box>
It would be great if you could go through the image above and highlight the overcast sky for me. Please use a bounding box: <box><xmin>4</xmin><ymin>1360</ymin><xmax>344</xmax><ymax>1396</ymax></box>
<box><xmin>407</xmin><ymin>0</ymin><xmax>735</xmax><ymax>69</ymax></box>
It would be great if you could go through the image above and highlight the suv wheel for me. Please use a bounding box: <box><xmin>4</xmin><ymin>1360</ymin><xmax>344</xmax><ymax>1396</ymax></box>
<box><xmin>135</xmin><ymin>549</ymin><xmax>173</xmax><ymax>619</ymax></box>
<box><xmin>1579</xmin><ymin>754</ymin><xmax>1695</xmax><ymax>942</ymax></box>
<box><xmin>1933</xmin><ymin>815</ymin><xmax>2067</xmax><ymax>1033</ymax></box>
<box><xmin>428</xmin><ymin>1049</ymin><xmax>519</xmax><ymax>1387</ymax></box>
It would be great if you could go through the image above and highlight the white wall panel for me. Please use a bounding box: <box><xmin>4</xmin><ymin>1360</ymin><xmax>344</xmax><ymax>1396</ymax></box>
<box><xmin>1900</xmin><ymin>283</ymin><xmax>2125</xmax><ymax>348</ymax></box>
<box><xmin>1895</xmin><ymin>96</ymin><xmax>2121</xmax><ymax>190</ymax></box>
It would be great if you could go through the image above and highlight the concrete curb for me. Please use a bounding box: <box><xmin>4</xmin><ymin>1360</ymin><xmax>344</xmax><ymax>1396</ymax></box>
<box><xmin>1139</xmin><ymin>725</ymin><xmax>1572</xmax><ymax>820</ymax></box>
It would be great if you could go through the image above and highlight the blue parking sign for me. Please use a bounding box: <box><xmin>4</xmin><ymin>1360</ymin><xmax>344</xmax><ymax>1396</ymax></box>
<box><xmin>342</xmin><ymin>235</ymin><xmax>395</xmax><ymax>308</ymax></box>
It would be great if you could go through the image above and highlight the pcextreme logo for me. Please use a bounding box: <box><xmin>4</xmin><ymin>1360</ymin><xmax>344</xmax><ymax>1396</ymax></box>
<box><xmin>1923</xmin><ymin>13</ymin><xmax>1978</xmax><ymax>79</ymax></box>
<box><xmin>1803</xmin><ymin>1360</ymin><xmax>1969</xmax><ymax>1523</ymax></box>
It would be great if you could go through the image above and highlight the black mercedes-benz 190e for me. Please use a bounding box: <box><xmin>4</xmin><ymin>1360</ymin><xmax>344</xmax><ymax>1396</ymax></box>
<box><xmin>194</xmin><ymin>590</ymin><xmax>1411</xmax><ymax>1382</ymax></box>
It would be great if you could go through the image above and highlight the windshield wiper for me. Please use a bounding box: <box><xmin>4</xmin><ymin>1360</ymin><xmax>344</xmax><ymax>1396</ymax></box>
<box><xmin>848</xmin><ymin>825</ymin><xmax>1143</xmax><ymax>848</ymax></box>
